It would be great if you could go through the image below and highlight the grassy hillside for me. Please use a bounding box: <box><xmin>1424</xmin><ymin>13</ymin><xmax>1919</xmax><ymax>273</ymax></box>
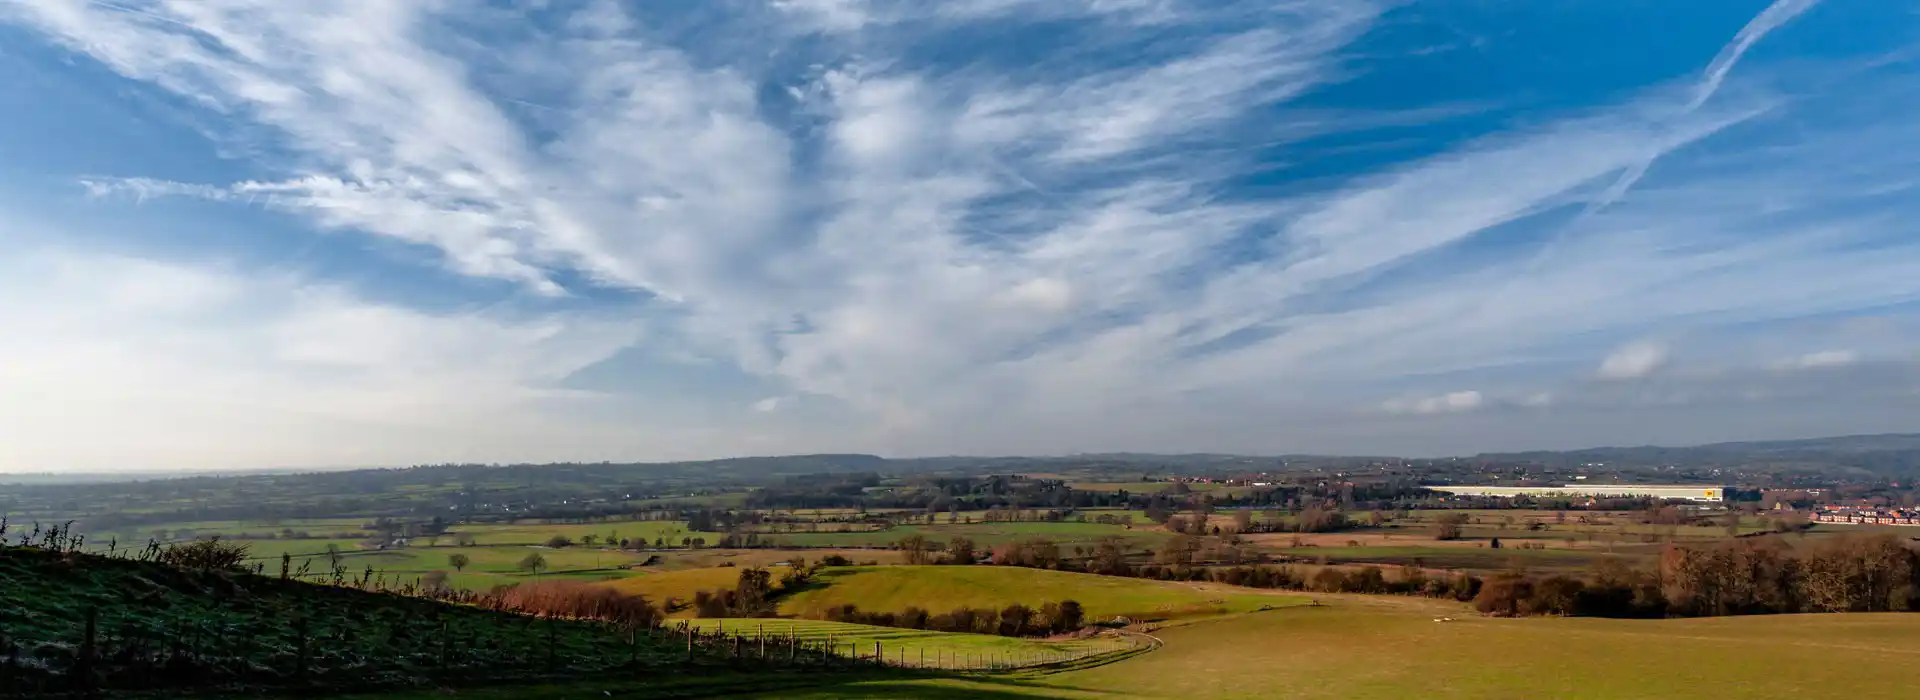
<box><xmin>0</xmin><ymin>546</ymin><xmax>841</xmax><ymax>696</ymax></box>
<box><xmin>780</xmin><ymin>566</ymin><xmax>1306</xmax><ymax>622</ymax></box>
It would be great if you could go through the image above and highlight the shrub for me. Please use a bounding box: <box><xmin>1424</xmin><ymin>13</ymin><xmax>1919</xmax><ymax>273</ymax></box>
<box><xmin>486</xmin><ymin>580</ymin><xmax>661</xmax><ymax>627</ymax></box>
<box><xmin>157</xmin><ymin>538</ymin><xmax>251</xmax><ymax>571</ymax></box>
<box><xmin>1473</xmin><ymin>574</ymin><xmax>1535</xmax><ymax>617</ymax></box>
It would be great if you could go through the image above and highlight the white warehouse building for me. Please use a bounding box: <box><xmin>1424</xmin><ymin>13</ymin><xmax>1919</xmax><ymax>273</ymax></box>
<box><xmin>1427</xmin><ymin>484</ymin><xmax>1726</xmax><ymax>502</ymax></box>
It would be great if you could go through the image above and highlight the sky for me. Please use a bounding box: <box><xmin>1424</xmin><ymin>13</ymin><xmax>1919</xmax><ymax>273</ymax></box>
<box><xmin>2</xmin><ymin>0</ymin><xmax>1918</xmax><ymax>472</ymax></box>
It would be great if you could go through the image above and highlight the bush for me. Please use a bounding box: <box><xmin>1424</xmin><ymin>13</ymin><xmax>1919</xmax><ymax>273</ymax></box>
<box><xmin>486</xmin><ymin>580</ymin><xmax>662</xmax><ymax>627</ymax></box>
<box><xmin>545</xmin><ymin>535</ymin><xmax>574</xmax><ymax>548</ymax></box>
<box><xmin>157</xmin><ymin>538</ymin><xmax>251</xmax><ymax>571</ymax></box>
<box><xmin>1472</xmin><ymin>574</ymin><xmax>1535</xmax><ymax>617</ymax></box>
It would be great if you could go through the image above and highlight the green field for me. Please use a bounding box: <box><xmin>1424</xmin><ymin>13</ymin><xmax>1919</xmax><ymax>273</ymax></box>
<box><xmin>753</xmin><ymin>599</ymin><xmax>1920</xmax><ymax>699</ymax></box>
<box><xmin>455</xmin><ymin>521</ymin><xmax>705</xmax><ymax>546</ymax></box>
<box><xmin>260</xmin><ymin>544</ymin><xmax>657</xmax><ymax>591</ymax></box>
<box><xmin>605</xmin><ymin>565</ymin><xmax>763</xmax><ymax>609</ymax></box>
<box><xmin>763</xmin><ymin>521</ymin><xmax>1170</xmax><ymax>549</ymax></box>
<box><xmin>1283</xmin><ymin>545</ymin><xmax>1619</xmax><ymax>573</ymax></box>
<box><xmin>782</xmin><ymin>566</ymin><xmax>1304</xmax><ymax>622</ymax></box>
<box><xmin>683</xmin><ymin>619</ymin><xmax>1139</xmax><ymax>670</ymax></box>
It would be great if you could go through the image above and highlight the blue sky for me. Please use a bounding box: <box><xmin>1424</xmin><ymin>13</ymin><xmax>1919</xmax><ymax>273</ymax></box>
<box><xmin>3</xmin><ymin>0</ymin><xmax>1918</xmax><ymax>471</ymax></box>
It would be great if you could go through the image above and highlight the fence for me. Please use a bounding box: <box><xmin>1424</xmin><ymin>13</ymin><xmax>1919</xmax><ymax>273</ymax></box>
<box><xmin>680</xmin><ymin>620</ymin><xmax>1147</xmax><ymax>672</ymax></box>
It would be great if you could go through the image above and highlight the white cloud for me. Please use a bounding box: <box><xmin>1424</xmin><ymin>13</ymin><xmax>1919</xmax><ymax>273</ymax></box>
<box><xmin>1598</xmin><ymin>342</ymin><xmax>1669</xmax><ymax>380</ymax></box>
<box><xmin>1778</xmin><ymin>349</ymin><xmax>1858</xmax><ymax>370</ymax></box>
<box><xmin>3</xmin><ymin>0</ymin><xmax>1918</xmax><ymax>465</ymax></box>
<box><xmin>1382</xmin><ymin>390</ymin><xmax>1484</xmax><ymax>415</ymax></box>
<box><xmin>0</xmin><ymin>243</ymin><xmax>650</xmax><ymax>470</ymax></box>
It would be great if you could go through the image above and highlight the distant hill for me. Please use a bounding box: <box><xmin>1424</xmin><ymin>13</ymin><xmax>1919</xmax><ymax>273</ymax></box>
<box><xmin>1471</xmin><ymin>433</ymin><xmax>1920</xmax><ymax>477</ymax></box>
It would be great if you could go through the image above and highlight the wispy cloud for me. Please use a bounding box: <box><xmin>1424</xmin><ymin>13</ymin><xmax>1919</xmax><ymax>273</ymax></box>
<box><xmin>3</xmin><ymin>0</ymin><xmax>1917</xmax><ymax>465</ymax></box>
<box><xmin>1381</xmin><ymin>390</ymin><xmax>1484</xmax><ymax>415</ymax></box>
<box><xmin>1776</xmin><ymin>349</ymin><xmax>1858</xmax><ymax>370</ymax></box>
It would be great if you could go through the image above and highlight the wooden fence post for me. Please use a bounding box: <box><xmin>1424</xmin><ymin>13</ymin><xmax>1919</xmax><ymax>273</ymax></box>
<box><xmin>72</xmin><ymin>606</ymin><xmax>98</xmax><ymax>694</ymax></box>
<box><xmin>544</xmin><ymin>614</ymin><xmax>556</xmax><ymax>673</ymax></box>
<box><xmin>293</xmin><ymin>615</ymin><xmax>309</xmax><ymax>683</ymax></box>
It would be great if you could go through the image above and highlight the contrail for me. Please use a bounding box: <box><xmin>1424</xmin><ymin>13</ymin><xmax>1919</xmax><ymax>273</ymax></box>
<box><xmin>1688</xmin><ymin>0</ymin><xmax>1822</xmax><ymax>113</ymax></box>
<box><xmin>1479</xmin><ymin>0</ymin><xmax>1823</xmax><ymax>317</ymax></box>
<box><xmin>1587</xmin><ymin>0</ymin><xmax>1822</xmax><ymax>215</ymax></box>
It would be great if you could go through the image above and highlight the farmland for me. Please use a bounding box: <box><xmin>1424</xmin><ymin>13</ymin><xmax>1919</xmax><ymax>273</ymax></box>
<box><xmin>605</xmin><ymin>566</ymin><xmax>765</xmax><ymax>610</ymax></box>
<box><xmin>756</xmin><ymin>598</ymin><xmax>1920</xmax><ymax>699</ymax></box>
<box><xmin>780</xmin><ymin>566</ymin><xmax>1305</xmax><ymax>622</ymax></box>
<box><xmin>682</xmin><ymin>619</ymin><xmax>1141</xmax><ymax>670</ymax></box>
<box><xmin>1276</xmin><ymin>544</ymin><xmax>1622</xmax><ymax>573</ymax></box>
<box><xmin>760</xmin><ymin>521</ymin><xmax>1170</xmax><ymax>549</ymax></box>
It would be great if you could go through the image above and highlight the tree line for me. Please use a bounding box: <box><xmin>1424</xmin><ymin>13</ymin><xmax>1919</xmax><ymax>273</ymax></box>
<box><xmin>820</xmin><ymin>600</ymin><xmax>1086</xmax><ymax>638</ymax></box>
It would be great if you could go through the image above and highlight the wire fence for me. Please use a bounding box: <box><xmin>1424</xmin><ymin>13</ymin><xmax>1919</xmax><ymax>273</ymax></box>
<box><xmin>681</xmin><ymin>620</ymin><xmax>1148</xmax><ymax>672</ymax></box>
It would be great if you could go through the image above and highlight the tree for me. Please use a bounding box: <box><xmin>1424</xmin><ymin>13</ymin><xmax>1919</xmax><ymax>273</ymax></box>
<box><xmin>947</xmin><ymin>536</ymin><xmax>977</xmax><ymax>565</ymax></box>
<box><xmin>1232</xmin><ymin>509</ymin><xmax>1254</xmax><ymax>533</ymax></box>
<box><xmin>898</xmin><ymin>534</ymin><xmax>933</xmax><ymax>565</ymax></box>
<box><xmin>581</xmin><ymin>534</ymin><xmax>598</xmax><ymax>546</ymax></box>
<box><xmin>448</xmin><ymin>553</ymin><xmax>471</xmax><ymax>572</ymax></box>
<box><xmin>1056</xmin><ymin>599</ymin><xmax>1085</xmax><ymax>632</ymax></box>
<box><xmin>1092</xmin><ymin>537</ymin><xmax>1129</xmax><ymax>576</ymax></box>
<box><xmin>1473</xmin><ymin>574</ymin><xmax>1536</xmax><ymax>617</ymax></box>
<box><xmin>1433</xmin><ymin>513</ymin><xmax>1469</xmax><ymax>541</ymax></box>
<box><xmin>999</xmin><ymin>604</ymin><xmax>1035</xmax><ymax>636</ymax></box>
<box><xmin>546</xmin><ymin>535</ymin><xmax>574</xmax><ymax>548</ymax></box>
<box><xmin>453</xmin><ymin>533</ymin><xmax>477</xmax><ymax>547</ymax></box>
<box><xmin>422</xmin><ymin>570</ymin><xmax>451</xmax><ymax>593</ymax></box>
<box><xmin>519</xmin><ymin>552</ymin><xmax>548</xmax><ymax>575</ymax></box>
<box><xmin>733</xmin><ymin>567</ymin><xmax>776</xmax><ymax>616</ymax></box>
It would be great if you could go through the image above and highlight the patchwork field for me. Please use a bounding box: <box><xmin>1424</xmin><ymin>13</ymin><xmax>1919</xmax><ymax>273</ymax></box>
<box><xmin>762</xmin><ymin>521</ymin><xmax>1170</xmax><ymax>549</ymax></box>
<box><xmin>780</xmin><ymin>566</ymin><xmax>1305</xmax><ymax>622</ymax></box>
<box><xmin>1278</xmin><ymin>544</ymin><xmax>1621</xmax><ymax>573</ymax></box>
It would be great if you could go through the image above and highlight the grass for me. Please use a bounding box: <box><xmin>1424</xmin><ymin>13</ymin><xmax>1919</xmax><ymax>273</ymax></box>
<box><xmin>603</xmin><ymin>566</ymin><xmax>764</xmax><ymax>610</ymax></box>
<box><xmin>452</xmin><ymin>521</ymin><xmax>705</xmax><ymax>546</ymax></box>
<box><xmin>1281</xmin><ymin>545</ymin><xmax>1618</xmax><ymax>573</ymax></box>
<box><xmin>781</xmin><ymin>566</ymin><xmax>1305</xmax><ymax>622</ymax></box>
<box><xmin>101</xmin><ymin>517</ymin><xmax>374</xmax><ymax>540</ymax></box>
<box><xmin>0</xmin><ymin>546</ymin><xmax>773</xmax><ymax>696</ymax></box>
<box><xmin>682</xmin><ymin>619</ymin><xmax>1137</xmax><ymax>670</ymax></box>
<box><xmin>758</xmin><ymin>598</ymin><xmax>1920</xmax><ymax>699</ymax></box>
<box><xmin>256</xmin><ymin>544</ymin><xmax>659</xmax><ymax>591</ymax></box>
<box><xmin>763</xmin><ymin>521</ymin><xmax>1170</xmax><ymax>549</ymax></box>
